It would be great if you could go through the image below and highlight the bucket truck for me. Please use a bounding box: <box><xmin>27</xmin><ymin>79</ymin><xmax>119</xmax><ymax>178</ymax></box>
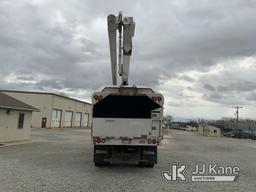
<box><xmin>92</xmin><ymin>12</ymin><xmax>164</xmax><ymax>167</ymax></box>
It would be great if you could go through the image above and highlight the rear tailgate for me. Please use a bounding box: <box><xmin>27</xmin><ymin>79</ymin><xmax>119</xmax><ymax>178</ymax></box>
<box><xmin>93</xmin><ymin>118</ymin><xmax>151</xmax><ymax>138</ymax></box>
<box><xmin>92</xmin><ymin>93</ymin><xmax>163</xmax><ymax>140</ymax></box>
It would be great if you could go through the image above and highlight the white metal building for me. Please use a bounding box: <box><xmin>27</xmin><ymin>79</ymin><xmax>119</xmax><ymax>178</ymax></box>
<box><xmin>0</xmin><ymin>90</ymin><xmax>92</xmax><ymax>128</ymax></box>
<box><xmin>198</xmin><ymin>124</ymin><xmax>221</xmax><ymax>137</ymax></box>
<box><xmin>0</xmin><ymin>93</ymin><xmax>38</xmax><ymax>143</ymax></box>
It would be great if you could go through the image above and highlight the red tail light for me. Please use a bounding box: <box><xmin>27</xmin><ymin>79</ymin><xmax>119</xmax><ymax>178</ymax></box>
<box><xmin>93</xmin><ymin>95</ymin><xmax>99</xmax><ymax>100</ymax></box>
<box><xmin>152</xmin><ymin>96</ymin><xmax>162</xmax><ymax>102</ymax></box>
<box><xmin>94</xmin><ymin>95</ymin><xmax>103</xmax><ymax>101</ymax></box>
<box><xmin>147</xmin><ymin>139</ymin><xmax>159</xmax><ymax>145</ymax></box>
<box><xmin>98</xmin><ymin>95</ymin><xmax>103</xmax><ymax>101</ymax></box>
<box><xmin>93</xmin><ymin>136</ymin><xmax>100</xmax><ymax>144</ymax></box>
<box><xmin>92</xmin><ymin>137</ymin><xmax>107</xmax><ymax>144</ymax></box>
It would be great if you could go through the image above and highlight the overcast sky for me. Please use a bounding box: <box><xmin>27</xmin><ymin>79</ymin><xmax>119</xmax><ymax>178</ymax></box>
<box><xmin>0</xmin><ymin>0</ymin><xmax>256</xmax><ymax>119</ymax></box>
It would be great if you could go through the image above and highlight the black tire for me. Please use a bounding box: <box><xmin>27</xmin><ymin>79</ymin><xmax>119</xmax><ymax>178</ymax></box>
<box><xmin>146</xmin><ymin>162</ymin><xmax>155</xmax><ymax>168</ymax></box>
<box><xmin>94</xmin><ymin>162</ymin><xmax>102</xmax><ymax>167</ymax></box>
<box><xmin>138</xmin><ymin>161</ymin><xmax>146</xmax><ymax>167</ymax></box>
<box><xmin>94</xmin><ymin>158</ymin><xmax>110</xmax><ymax>167</ymax></box>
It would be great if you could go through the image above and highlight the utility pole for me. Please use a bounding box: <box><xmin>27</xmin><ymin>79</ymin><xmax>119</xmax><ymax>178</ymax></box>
<box><xmin>232</xmin><ymin>106</ymin><xmax>243</xmax><ymax>132</ymax></box>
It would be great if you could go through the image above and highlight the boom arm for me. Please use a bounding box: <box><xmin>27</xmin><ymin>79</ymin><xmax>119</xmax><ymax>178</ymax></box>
<box><xmin>107</xmin><ymin>14</ymin><xmax>117</xmax><ymax>85</ymax></box>
<box><xmin>107</xmin><ymin>12</ymin><xmax>135</xmax><ymax>85</ymax></box>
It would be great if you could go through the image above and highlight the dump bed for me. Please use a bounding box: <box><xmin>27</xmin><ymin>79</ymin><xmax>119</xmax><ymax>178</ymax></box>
<box><xmin>92</xmin><ymin>86</ymin><xmax>164</xmax><ymax>142</ymax></box>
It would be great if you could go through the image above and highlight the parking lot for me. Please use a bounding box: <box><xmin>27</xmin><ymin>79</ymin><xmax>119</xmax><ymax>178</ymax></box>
<box><xmin>0</xmin><ymin>128</ymin><xmax>256</xmax><ymax>192</ymax></box>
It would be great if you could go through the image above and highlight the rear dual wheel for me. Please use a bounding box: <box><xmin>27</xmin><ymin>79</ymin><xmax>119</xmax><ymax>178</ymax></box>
<box><xmin>94</xmin><ymin>161</ymin><xmax>110</xmax><ymax>167</ymax></box>
<box><xmin>146</xmin><ymin>162</ymin><xmax>155</xmax><ymax>168</ymax></box>
<box><xmin>138</xmin><ymin>161</ymin><xmax>155</xmax><ymax>168</ymax></box>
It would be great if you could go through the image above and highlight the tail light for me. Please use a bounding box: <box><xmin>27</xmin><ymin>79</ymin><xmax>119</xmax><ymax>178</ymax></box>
<box><xmin>93</xmin><ymin>95</ymin><xmax>99</xmax><ymax>100</ymax></box>
<box><xmin>98</xmin><ymin>95</ymin><xmax>103</xmax><ymax>100</ymax></box>
<box><xmin>93</xmin><ymin>137</ymin><xmax>100</xmax><ymax>144</ymax></box>
<box><xmin>92</xmin><ymin>137</ymin><xmax>107</xmax><ymax>144</ymax></box>
<box><xmin>147</xmin><ymin>139</ymin><xmax>159</xmax><ymax>145</ymax></box>
<box><xmin>93</xmin><ymin>95</ymin><xmax>103</xmax><ymax>101</ymax></box>
<box><xmin>152</xmin><ymin>96</ymin><xmax>162</xmax><ymax>102</ymax></box>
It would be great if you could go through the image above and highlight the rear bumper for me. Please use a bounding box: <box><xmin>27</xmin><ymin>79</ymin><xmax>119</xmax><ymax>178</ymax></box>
<box><xmin>92</xmin><ymin>137</ymin><xmax>161</xmax><ymax>146</ymax></box>
<box><xmin>94</xmin><ymin>145</ymin><xmax>158</xmax><ymax>163</ymax></box>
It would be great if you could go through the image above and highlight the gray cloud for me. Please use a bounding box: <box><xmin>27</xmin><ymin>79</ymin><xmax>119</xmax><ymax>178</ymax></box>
<box><xmin>0</xmin><ymin>0</ymin><xmax>256</xmax><ymax>118</ymax></box>
<box><xmin>247</xmin><ymin>92</ymin><xmax>256</xmax><ymax>101</ymax></box>
<box><xmin>204</xmin><ymin>92</ymin><xmax>222</xmax><ymax>100</ymax></box>
<box><xmin>203</xmin><ymin>92</ymin><xmax>246</xmax><ymax>106</ymax></box>
<box><xmin>203</xmin><ymin>83</ymin><xmax>216</xmax><ymax>91</ymax></box>
<box><xmin>179</xmin><ymin>75</ymin><xmax>195</xmax><ymax>82</ymax></box>
<box><xmin>217</xmin><ymin>81</ymin><xmax>256</xmax><ymax>92</ymax></box>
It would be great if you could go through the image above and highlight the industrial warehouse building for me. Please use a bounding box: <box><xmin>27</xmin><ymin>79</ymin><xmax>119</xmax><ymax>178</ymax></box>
<box><xmin>198</xmin><ymin>124</ymin><xmax>221</xmax><ymax>137</ymax></box>
<box><xmin>0</xmin><ymin>93</ymin><xmax>38</xmax><ymax>143</ymax></box>
<box><xmin>0</xmin><ymin>90</ymin><xmax>92</xmax><ymax>128</ymax></box>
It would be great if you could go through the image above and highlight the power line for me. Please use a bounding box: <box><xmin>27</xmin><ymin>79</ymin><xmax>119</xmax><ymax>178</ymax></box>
<box><xmin>232</xmin><ymin>106</ymin><xmax>243</xmax><ymax>131</ymax></box>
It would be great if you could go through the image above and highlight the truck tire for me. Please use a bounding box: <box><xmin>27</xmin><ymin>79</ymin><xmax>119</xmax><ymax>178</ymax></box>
<box><xmin>94</xmin><ymin>145</ymin><xmax>111</xmax><ymax>167</ymax></box>
<box><xmin>138</xmin><ymin>161</ymin><xmax>154</xmax><ymax>168</ymax></box>
<box><xmin>94</xmin><ymin>160</ymin><xmax>110</xmax><ymax>167</ymax></box>
<box><xmin>139</xmin><ymin>146</ymin><xmax>157</xmax><ymax>167</ymax></box>
<box><xmin>94</xmin><ymin>154</ymin><xmax>103</xmax><ymax>167</ymax></box>
<box><xmin>94</xmin><ymin>161</ymin><xmax>102</xmax><ymax>167</ymax></box>
<box><xmin>94</xmin><ymin>155</ymin><xmax>110</xmax><ymax>166</ymax></box>
<box><xmin>146</xmin><ymin>161</ymin><xmax>155</xmax><ymax>168</ymax></box>
<box><xmin>138</xmin><ymin>161</ymin><xmax>146</xmax><ymax>167</ymax></box>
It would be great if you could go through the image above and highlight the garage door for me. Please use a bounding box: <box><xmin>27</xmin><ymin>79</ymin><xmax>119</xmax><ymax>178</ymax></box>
<box><xmin>51</xmin><ymin>109</ymin><xmax>62</xmax><ymax>128</ymax></box>
<box><xmin>84</xmin><ymin>113</ymin><xmax>89</xmax><ymax>127</ymax></box>
<box><xmin>64</xmin><ymin>111</ymin><xmax>73</xmax><ymax>127</ymax></box>
<box><xmin>75</xmin><ymin>112</ymin><xmax>82</xmax><ymax>127</ymax></box>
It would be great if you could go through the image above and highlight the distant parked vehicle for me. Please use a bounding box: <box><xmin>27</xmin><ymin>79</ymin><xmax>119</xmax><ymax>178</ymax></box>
<box><xmin>185</xmin><ymin>126</ymin><xmax>197</xmax><ymax>132</ymax></box>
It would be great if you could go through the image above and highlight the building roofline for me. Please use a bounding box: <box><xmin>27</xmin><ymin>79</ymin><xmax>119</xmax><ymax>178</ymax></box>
<box><xmin>0</xmin><ymin>92</ymin><xmax>39</xmax><ymax>111</ymax></box>
<box><xmin>0</xmin><ymin>105</ymin><xmax>40</xmax><ymax>112</ymax></box>
<box><xmin>0</xmin><ymin>90</ymin><xmax>92</xmax><ymax>105</ymax></box>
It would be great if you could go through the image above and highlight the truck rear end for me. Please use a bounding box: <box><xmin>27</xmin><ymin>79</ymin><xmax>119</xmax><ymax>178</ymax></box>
<box><xmin>92</xmin><ymin>86</ymin><xmax>164</xmax><ymax>167</ymax></box>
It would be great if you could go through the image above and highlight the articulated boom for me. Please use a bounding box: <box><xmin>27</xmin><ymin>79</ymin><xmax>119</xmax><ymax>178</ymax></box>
<box><xmin>91</xmin><ymin>12</ymin><xmax>164</xmax><ymax>167</ymax></box>
<box><xmin>107</xmin><ymin>12</ymin><xmax>135</xmax><ymax>85</ymax></box>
